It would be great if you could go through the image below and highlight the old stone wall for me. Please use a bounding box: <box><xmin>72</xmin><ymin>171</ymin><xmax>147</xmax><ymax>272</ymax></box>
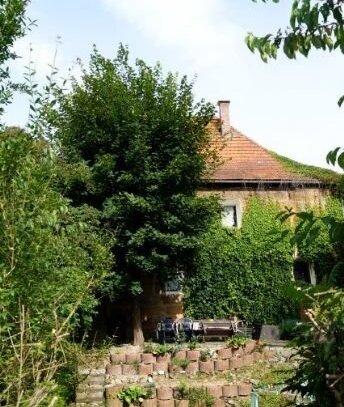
<box><xmin>76</xmin><ymin>341</ymin><xmax>278</xmax><ymax>406</ymax></box>
<box><xmin>198</xmin><ymin>186</ymin><xmax>331</xmax><ymax>213</ymax></box>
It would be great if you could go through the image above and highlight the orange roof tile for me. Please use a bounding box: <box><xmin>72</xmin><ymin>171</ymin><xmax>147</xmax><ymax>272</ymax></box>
<box><xmin>206</xmin><ymin>119</ymin><xmax>319</xmax><ymax>183</ymax></box>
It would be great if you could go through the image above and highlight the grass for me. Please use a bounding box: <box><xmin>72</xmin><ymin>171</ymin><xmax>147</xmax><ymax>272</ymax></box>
<box><xmin>271</xmin><ymin>151</ymin><xmax>341</xmax><ymax>185</ymax></box>
<box><xmin>238</xmin><ymin>393</ymin><xmax>295</xmax><ymax>407</ymax></box>
<box><xmin>226</xmin><ymin>361</ymin><xmax>295</xmax><ymax>387</ymax></box>
<box><xmin>233</xmin><ymin>361</ymin><xmax>296</xmax><ymax>407</ymax></box>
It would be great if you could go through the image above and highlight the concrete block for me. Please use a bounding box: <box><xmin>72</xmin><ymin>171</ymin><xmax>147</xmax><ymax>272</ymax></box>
<box><xmin>157</xmin><ymin>387</ymin><xmax>173</xmax><ymax>400</ymax></box>
<box><xmin>206</xmin><ymin>385</ymin><xmax>223</xmax><ymax>398</ymax></box>
<box><xmin>222</xmin><ymin>384</ymin><xmax>238</xmax><ymax>398</ymax></box>
<box><xmin>217</xmin><ymin>348</ymin><xmax>232</xmax><ymax>359</ymax></box>
<box><xmin>199</xmin><ymin>360</ymin><xmax>214</xmax><ymax>374</ymax></box>
<box><xmin>214</xmin><ymin>359</ymin><xmax>229</xmax><ymax>372</ymax></box>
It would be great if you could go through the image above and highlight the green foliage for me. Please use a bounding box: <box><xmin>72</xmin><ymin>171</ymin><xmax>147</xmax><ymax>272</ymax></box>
<box><xmin>0</xmin><ymin>0</ymin><xmax>31</xmax><ymax>117</ymax></box>
<box><xmin>247</xmin><ymin>0</ymin><xmax>344</xmax><ymax>106</ymax></box>
<box><xmin>226</xmin><ymin>336</ymin><xmax>249</xmax><ymax>349</ymax></box>
<box><xmin>280</xmin><ymin>196</ymin><xmax>344</xmax><ymax>285</ymax></box>
<box><xmin>285</xmin><ymin>287</ymin><xmax>344</xmax><ymax>406</ymax></box>
<box><xmin>298</xmin><ymin>198</ymin><xmax>343</xmax><ymax>278</ymax></box>
<box><xmin>184</xmin><ymin>197</ymin><xmax>296</xmax><ymax>324</ymax></box>
<box><xmin>117</xmin><ymin>385</ymin><xmax>148</xmax><ymax>406</ymax></box>
<box><xmin>199</xmin><ymin>349</ymin><xmax>212</xmax><ymax>362</ymax></box>
<box><xmin>50</xmin><ymin>44</ymin><xmax>218</xmax><ymax>341</ymax></box>
<box><xmin>272</xmin><ymin>151</ymin><xmax>341</xmax><ymax>185</ymax></box>
<box><xmin>0</xmin><ymin>129</ymin><xmax>112</xmax><ymax>405</ymax></box>
<box><xmin>247</xmin><ymin>0</ymin><xmax>344</xmax><ymax>60</ymax></box>
<box><xmin>176</xmin><ymin>385</ymin><xmax>215</xmax><ymax>407</ymax></box>
<box><xmin>279</xmin><ymin>319</ymin><xmax>300</xmax><ymax>340</ymax></box>
<box><xmin>172</xmin><ymin>357</ymin><xmax>190</xmax><ymax>369</ymax></box>
<box><xmin>152</xmin><ymin>343</ymin><xmax>174</xmax><ymax>356</ymax></box>
<box><xmin>188</xmin><ymin>336</ymin><xmax>200</xmax><ymax>350</ymax></box>
<box><xmin>188</xmin><ymin>388</ymin><xmax>214</xmax><ymax>407</ymax></box>
<box><xmin>238</xmin><ymin>392</ymin><xmax>293</xmax><ymax>407</ymax></box>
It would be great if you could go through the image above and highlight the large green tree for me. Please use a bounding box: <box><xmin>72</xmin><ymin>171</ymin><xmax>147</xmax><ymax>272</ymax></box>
<box><xmin>51</xmin><ymin>46</ymin><xmax>218</xmax><ymax>344</ymax></box>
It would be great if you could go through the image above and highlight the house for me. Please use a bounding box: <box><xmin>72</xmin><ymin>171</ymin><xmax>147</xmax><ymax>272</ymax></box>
<box><xmin>97</xmin><ymin>100</ymin><xmax>339</xmax><ymax>340</ymax></box>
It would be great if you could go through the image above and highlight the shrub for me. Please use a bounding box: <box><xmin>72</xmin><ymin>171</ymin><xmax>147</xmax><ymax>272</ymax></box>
<box><xmin>172</xmin><ymin>358</ymin><xmax>190</xmax><ymax>369</ymax></box>
<box><xmin>285</xmin><ymin>287</ymin><xmax>344</xmax><ymax>406</ymax></box>
<box><xmin>117</xmin><ymin>386</ymin><xmax>149</xmax><ymax>406</ymax></box>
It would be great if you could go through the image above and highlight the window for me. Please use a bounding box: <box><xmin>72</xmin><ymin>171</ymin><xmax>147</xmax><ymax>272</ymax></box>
<box><xmin>164</xmin><ymin>275</ymin><xmax>183</xmax><ymax>295</ymax></box>
<box><xmin>293</xmin><ymin>259</ymin><xmax>310</xmax><ymax>283</ymax></box>
<box><xmin>293</xmin><ymin>259</ymin><xmax>317</xmax><ymax>285</ymax></box>
<box><xmin>222</xmin><ymin>205</ymin><xmax>237</xmax><ymax>227</ymax></box>
<box><xmin>221</xmin><ymin>201</ymin><xmax>241</xmax><ymax>228</ymax></box>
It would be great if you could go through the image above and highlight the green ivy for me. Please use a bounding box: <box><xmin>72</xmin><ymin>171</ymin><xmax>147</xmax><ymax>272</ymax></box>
<box><xmin>184</xmin><ymin>197</ymin><xmax>295</xmax><ymax>324</ymax></box>
<box><xmin>184</xmin><ymin>195</ymin><xmax>343</xmax><ymax>324</ymax></box>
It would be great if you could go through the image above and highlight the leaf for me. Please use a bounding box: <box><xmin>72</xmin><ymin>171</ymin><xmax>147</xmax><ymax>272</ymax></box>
<box><xmin>338</xmin><ymin>95</ymin><xmax>344</xmax><ymax>107</ymax></box>
<box><xmin>334</xmin><ymin>6</ymin><xmax>343</xmax><ymax>24</ymax></box>
<box><xmin>245</xmin><ymin>33</ymin><xmax>255</xmax><ymax>53</ymax></box>
<box><xmin>337</xmin><ymin>152</ymin><xmax>344</xmax><ymax>170</ymax></box>
<box><xmin>326</xmin><ymin>147</ymin><xmax>341</xmax><ymax>165</ymax></box>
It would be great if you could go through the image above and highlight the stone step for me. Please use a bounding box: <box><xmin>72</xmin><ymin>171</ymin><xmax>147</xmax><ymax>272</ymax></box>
<box><xmin>78</xmin><ymin>383</ymin><xmax>105</xmax><ymax>392</ymax></box>
<box><xmin>76</xmin><ymin>391</ymin><xmax>104</xmax><ymax>403</ymax></box>
<box><xmin>79</xmin><ymin>368</ymin><xmax>106</xmax><ymax>375</ymax></box>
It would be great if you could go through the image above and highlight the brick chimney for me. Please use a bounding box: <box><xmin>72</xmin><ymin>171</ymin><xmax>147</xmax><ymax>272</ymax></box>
<box><xmin>218</xmin><ymin>100</ymin><xmax>231</xmax><ymax>136</ymax></box>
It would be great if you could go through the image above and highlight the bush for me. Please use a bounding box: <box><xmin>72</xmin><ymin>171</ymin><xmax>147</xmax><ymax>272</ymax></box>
<box><xmin>285</xmin><ymin>287</ymin><xmax>344</xmax><ymax>406</ymax></box>
<box><xmin>0</xmin><ymin>131</ymin><xmax>112</xmax><ymax>405</ymax></box>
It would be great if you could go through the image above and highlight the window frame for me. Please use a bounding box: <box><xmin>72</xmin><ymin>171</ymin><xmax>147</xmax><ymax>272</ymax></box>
<box><xmin>164</xmin><ymin>273</ymin><xmax>184</xmax><ymax>295</ymax></box>
<box><xmin>221</xmin><ymin>200</ymin><xmax>242</xmax><ymax>228</ymax></box>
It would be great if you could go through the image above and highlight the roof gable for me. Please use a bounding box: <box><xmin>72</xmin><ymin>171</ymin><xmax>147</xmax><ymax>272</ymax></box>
<box><xmin>206</xmin><ymin>119</ymin><xmax>320</xmax><ymax>184</ymax></box>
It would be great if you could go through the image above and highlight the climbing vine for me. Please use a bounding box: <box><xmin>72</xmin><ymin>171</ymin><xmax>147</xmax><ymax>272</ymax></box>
<box><xmin>184</xmin><ymin>197</ymin><xmax>295</xmax><ymax>324</ymax></box>
<box><xmin>184</xmin><ymin>195</ymin><xmax>343</xmax><ymax>324</ymax></box>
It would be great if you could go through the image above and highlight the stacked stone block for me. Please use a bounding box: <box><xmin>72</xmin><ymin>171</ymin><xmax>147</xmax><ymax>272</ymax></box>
<box><xmin>76</xmin><ymin>341</ymin><xmax>281</xmax><ymax>406</ymax></box>
<box><xmin>105</xmin><ymin>382</ymin><xmax>253</xmax><ymax>407</ymax></box>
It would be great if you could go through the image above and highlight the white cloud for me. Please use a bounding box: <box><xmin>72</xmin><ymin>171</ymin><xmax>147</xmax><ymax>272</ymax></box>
<box><xmin>100</xmin><ymin>0</ymin><xmax>244</xmax><ymax>71</ymax></box>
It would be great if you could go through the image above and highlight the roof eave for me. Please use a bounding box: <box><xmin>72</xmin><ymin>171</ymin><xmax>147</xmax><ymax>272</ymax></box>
<box><xmin>202</xmin><ymin>179</ymin><xmax>326</xmax><ymax>187</ymax></box>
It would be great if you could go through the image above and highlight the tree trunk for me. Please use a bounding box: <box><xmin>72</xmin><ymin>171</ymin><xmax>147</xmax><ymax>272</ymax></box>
<box><xmin>133</xmin><ymin>297</ymin><xmax>144</xmax><ymax>346</ymax></box>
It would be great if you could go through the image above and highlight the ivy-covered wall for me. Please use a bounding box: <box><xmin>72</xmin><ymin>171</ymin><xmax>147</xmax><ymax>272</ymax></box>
<box><xmin>184</xmin><ymin>197</ymin><xmax>295</xmax><ymax>324</ymax></box>
<box><xmin>184</xmin><ymin>195</ymin><xmax>343</xmax><ymax>324</ymax></box>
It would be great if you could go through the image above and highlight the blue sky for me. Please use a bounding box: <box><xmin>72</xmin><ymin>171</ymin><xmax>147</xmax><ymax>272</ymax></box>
<box><xmin>4</xmin><ymin>0</ymin><xmax>344</xmax><ymax>169</ymax></box>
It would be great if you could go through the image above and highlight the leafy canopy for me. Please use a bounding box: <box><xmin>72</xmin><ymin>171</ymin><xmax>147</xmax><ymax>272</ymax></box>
<box><xmin>52</xmin><ymin>45</ymin><xmax>218</xmax><ymax>295</ymax></box>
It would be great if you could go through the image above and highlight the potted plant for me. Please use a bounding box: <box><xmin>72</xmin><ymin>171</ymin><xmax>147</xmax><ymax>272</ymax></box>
<box><xmin>117</xmin><ymin>385</ymin><xmax>149</xmax><ymax>406</ymax></box>
<box><xmin>170</xmin><ymin>357</ymin><xmax>190</xmax><ymax>373</ymax></box>
<box><xmin>153</xmin><ymin>343</ymin><xmax>173</xmax><ymax>363</ymax></box>
<box><xmin>226</xmin><ymin>336</ymin><xmax>248</xmax><ymax>356</ymax></box>
<box><xmin>186</xmin><ymin>338</ymin><xmax>200</xmax><ymax>361</ymax></box>
<box><xmin>199</xmin><ymin>349</ymin><xmax>214</xmax><ymax>374</ymax></box>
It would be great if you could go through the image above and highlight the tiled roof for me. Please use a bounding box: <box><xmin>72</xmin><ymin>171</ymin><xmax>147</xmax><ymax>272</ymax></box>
<box><xmin>206</xmin><ymin>119</ymin><xmax>320</xmax><ymax>184</ymax></box>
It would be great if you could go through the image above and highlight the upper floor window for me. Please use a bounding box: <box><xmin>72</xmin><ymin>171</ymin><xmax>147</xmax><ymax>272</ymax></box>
<box><xmin>164</xmin><ymin>274</ymin><xmax>183</xmax><ymax>295</ymax></box>
<box><xmin>221</xmin><ymin>201</ymin><xmax>241</xmax><ymax>228</ymax></box>
<box><xmin>222</xmin><ymin>205</ymin><xmax>238</xmax><ymax>227</ymax></box>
